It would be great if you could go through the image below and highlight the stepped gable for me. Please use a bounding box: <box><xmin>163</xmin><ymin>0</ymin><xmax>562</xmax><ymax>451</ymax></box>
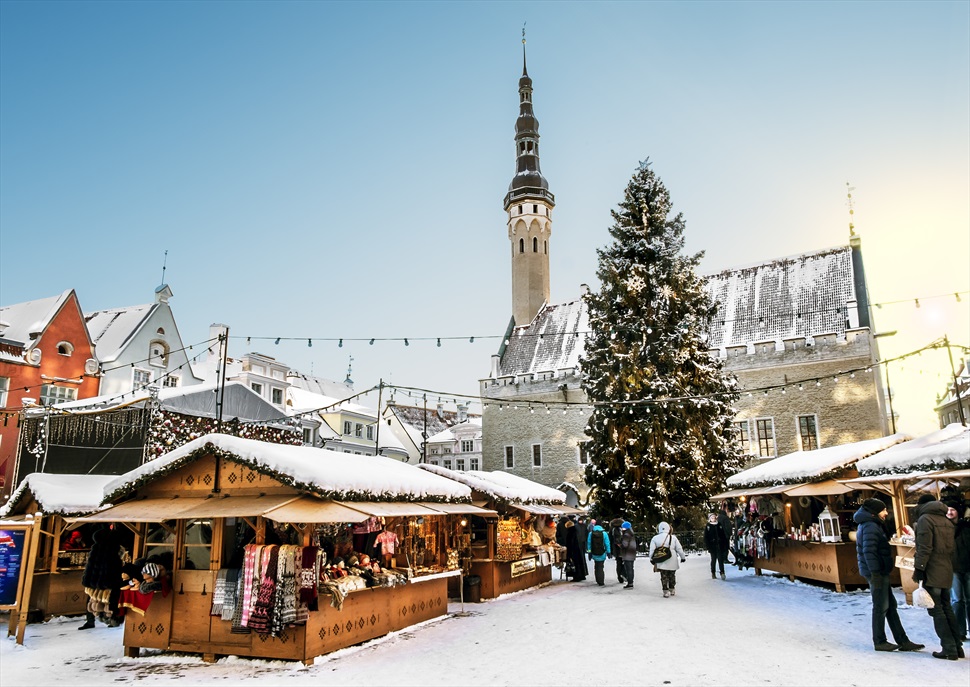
<box><xmin>705</xmin><ymin>246</ymin><xmax>856</xmax><ymax>350</ymax></box>
<box><xmin>498</xmin><ymin>298</ymin><xmax>587</xmax><ymax>377</ymax></box>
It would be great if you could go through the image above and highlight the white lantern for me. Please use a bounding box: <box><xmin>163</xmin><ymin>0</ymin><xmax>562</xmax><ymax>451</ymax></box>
<box><xmin>818</xmin><ymin>506</ymin><xmax>841</xmax><ymax>543</ymax></box>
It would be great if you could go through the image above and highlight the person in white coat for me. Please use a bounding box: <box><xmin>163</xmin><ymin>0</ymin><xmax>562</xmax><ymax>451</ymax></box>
<box><xmin>648</xmin><ymin>521</ymin><xmax>686</xmax><ymax>598</ymax></box>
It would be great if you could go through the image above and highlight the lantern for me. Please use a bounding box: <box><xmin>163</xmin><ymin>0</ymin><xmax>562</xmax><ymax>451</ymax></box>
<box><xmin>818</xmin><ymin>506</ymin><xmax>841</xmax><ymax>543</ymax></box>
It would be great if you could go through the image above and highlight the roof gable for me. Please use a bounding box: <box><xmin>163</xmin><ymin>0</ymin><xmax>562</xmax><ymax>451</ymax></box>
<box><xmin>497</xmin><ymin>298</ymin><xmax>587</xmax><ymax>377</ymax></box>
<box><xmin>84</xmin><ymin>303</ymin><xmax>155</xmax><ymax>362</ymax></box>
<box><xmin>0</xmin><ymin>290</ymin><xmax>74</xmax><ymax>346</ymax></box>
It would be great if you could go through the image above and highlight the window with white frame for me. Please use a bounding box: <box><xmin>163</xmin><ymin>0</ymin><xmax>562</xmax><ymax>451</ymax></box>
<box><xmin>470</xmin><ymin>457</ymin><xmax>480</xmax><ymax>471</ymax></box>
<box><xmin>162</xmin><ymin>375</ymin><xmax>180</xmax><ymax>388</ymax></box>
<box><xmin>366</xmin><ymin>426</ymin><xmax>374</xmax><ymax>440</ymax></box>
<box><xmin>343</xmin><ymin>421</ymin><xmax>352</xmax><ymax>435</ymax></box>
<box><xmin>148</xmin><ymin>340</ymin><xmax>169</xmax><ymax>367</ymax></box>
<box><xmin>461</xmin><ymin>439</ymin><xmax>474</xmax><ymax>452</ymax></box>
<box><xmin>251</xmin><ymin>382</ymin><xmax>263</xmax><ymax>395</ymax></box>
<box><xmin>798</xmin><ymin>415</ymin><xmax>819</xmax><ymax>451</ymax></box>
<box><xmin>0</xmin><ymin>377</ymin><xmax>8</xmax><ymax>408</ymax></box>
<box><xmin>755</xmin><ymin>418</ymin><xmax>775</xmax><ymax>457</ymax></box>
<box><xmin>355</xmin><ymin>423</ymin><xmax>363</xmax><ymax>438</ymax></box>
<box><xmin>302</xmin><ymin>427</ymin><xmax>313</xmax><ymax>445</ymax></box>
<box><xmin>56</xmin><ymin>341</ymin><xmax>74</xmax><ymax>356</ymax></box>
<box><xmin>271</xmin><ymin>388</ymin><xmax>283</xmax><ymax>405</ymax></box>
<box><xmin>133</xmin><ymin>369</ymin><xmax>152</xmax><ymax>390</ymax></box>
<box><xmin>444</xmin><ymin>458</ymin><xmax>453</xmax><ymax>470</ymax></box>
<box><xmin>456</xmin><ymin>458</ymin><xmax>466</xmax><ymax>471</ymax></box>
<box><xmin>735</xmin><ymin>420</ymin><xmax>752</xmax><ymax>454</ymax></box>
<box><xmin>40</xmin><ymin>384</ymin><xmax>77</xmax><ymax>406</ymax></box>
<box><xmin>504</xmin><ymin>446</ymin><xmax>514</xmax><ymax>469</ymax></box>
<box><xmin>532</xmin><ymin>444</ymin><xmax>542</xmax><ymax>467</ymax></box>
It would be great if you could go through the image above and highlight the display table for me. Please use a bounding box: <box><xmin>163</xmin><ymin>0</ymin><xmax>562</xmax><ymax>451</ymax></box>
<box><xmin>754</xmin><ymin>539</ymin><xmax>898</xmax><ymax>591</ymax></box>
<box><xmin>469</xmin><ymin>555</ymin><xmax>551</xmax><ymax>600</ymax></box>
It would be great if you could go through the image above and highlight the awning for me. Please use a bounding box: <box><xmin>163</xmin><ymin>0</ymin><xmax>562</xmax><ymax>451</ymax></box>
<box><xmin>67</xmin><ymin>497</ymin><xmax>203</xmax><ymax>523</ymax></box>
<box><xmin>338</xmin><ymin>501</ymin><xmax>445</xmax><ymax>518</ymax></box>
<box><xmin>263</xmin><ymin>498</ymin><xmax>370</xmax><ymax>524</ymax></box>
<box><xmin>510</xmin><ymin>503</ymin><xmax>561</xmax><ymax>515</ymax></box>
<box><xmin>782</xmin><ymin>480</ymin><xmax>853</xmax><ymax>497</ymax></box>
<box><xmin>547</xmin><ymin>505</ymin><xmax>585</xmax><ymax>515</ymax></box>
<box><xmin>710</xmin><ymin>488</ymin><xmax>751</xmax><ymax>500</ymax></box>
<box><xmin>420</xmin><ymin>502</ymin><xmax>498</xmax><ymax>516</ymax></box>
<box><xmin>174</xmin><ymin>495</ymin><xmax>301</xmax><ymax>519</ymax></box>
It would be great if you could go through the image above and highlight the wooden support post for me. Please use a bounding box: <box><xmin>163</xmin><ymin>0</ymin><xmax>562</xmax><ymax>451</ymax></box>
<box><xmin>9</xmin><ymin>517</ymin><xmax>43</xmax><ymax>644</ymax></box>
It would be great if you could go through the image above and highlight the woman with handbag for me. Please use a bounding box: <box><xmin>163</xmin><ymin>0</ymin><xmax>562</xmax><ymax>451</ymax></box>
<box><xmin>648</xmin><ymin>522</ymin><xmax>685</xmax><ymax>598</ymax></box>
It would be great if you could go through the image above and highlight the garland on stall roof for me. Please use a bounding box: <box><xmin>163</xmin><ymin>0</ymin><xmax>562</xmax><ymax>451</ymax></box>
<box><xmin>858</xmin><ymin>456</ymin><xmax>970</xmax><ymax>478</ymax></box>
<box><xmin>146</xmin><ymin>410</ymin><xmax>302</xmax><ymax>457</ymax></box>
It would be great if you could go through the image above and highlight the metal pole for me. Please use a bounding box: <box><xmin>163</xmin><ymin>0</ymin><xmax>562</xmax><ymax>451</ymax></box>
<box><xmin>944</xmin><ymin>335</ymin><xmax>968</xmax><ymax>427</ymax></box>
<box><xmin>884</xmin><ymin>363</ymin><xmax>896</xmax><ymax>434</ymax></box>
<box><xmin>422</xmin><ymin>394</ymin><xmax>428</xmax><ymax>464</ymax></box>
<box><xmin>374</xmin><ymin>380</ymin><xmax>383</xmax><ymax>456</ymax></box>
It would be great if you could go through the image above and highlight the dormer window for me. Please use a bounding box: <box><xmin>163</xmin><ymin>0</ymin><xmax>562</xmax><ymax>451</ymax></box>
<box><xmin>56</xmin><ymin>341</ymin><xmax>74</xmax><ymax>356</ymax></box>
<box><xmin>149</xmin><ymin>340</ymin><xmax>169</xmax><ymax>368</ymax></box>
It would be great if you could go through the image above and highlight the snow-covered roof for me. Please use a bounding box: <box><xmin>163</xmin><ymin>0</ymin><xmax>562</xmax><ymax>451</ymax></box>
<box><xmin>426</xmin><ymin>419</ymin><xmax>482</xmax><ymax>444</ymax></box>
<box><xmin>0</xmin><ymin>473</ymin><xmax>115</xmax><ymax>517</ymax></box>
<box><xmin>84</xmin><ymin>303</ymin><xmax>154</xmax><ymax>363</ymax></box>
<box><xmin>285</xmin><ymin>386</ymin><xmax>373</xmax><ymax>418</ymax></box>
<box><xmin>855</xmin><ymin>424</ymin><xmax>970</xmax><ymax>475</ymax></box>
<box><xmin>385</xmin><ymin>403</ymin><xmax>477</xmax><ymax>444</ymax></box>
<box><xmin>286</xmin><ymin>372</ymin><xmax>355</xmax><ymax>400</ymax></box>
<box><xmin>417</xmin><ymin>464</ymin><xmax>566</xmax><ymax>505</ymax></box>
<box><xmin>705</xmin><ymin>245</ymin><xmax>858</xmax><ymax>349</ymax></box>
<box><xmin>0</xmin><ymin>289</ymin><xmax>73</xmax><ymax>346</ymax></box>
<box><xmin>103</xmin><ymin>433</ymin><xmax>472</xmax><ymax>503</ymax></box>
<box><xmin>726</xmin><ymin>433</ymin><xmax>912</xmax><ymax>487</ymax></box>
<box><xmin>498</xmin><ymin>298</ymin><xmax>588</xmax><ymax>377</ymax></box>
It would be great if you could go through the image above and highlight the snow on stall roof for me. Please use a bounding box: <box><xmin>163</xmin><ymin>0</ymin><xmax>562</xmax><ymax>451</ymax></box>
<box><xmin>726</xmin><ymin>433</ymin><xmax>912</xmax><ymax>487</ymax></box>
<box><xmin>103</xmin><ymin>434</ymin><xmax>472</xmax><ymax>503</ymax></box>
<box><xmin>0</xmin><ymin>473</ymin><xmax>116</xmax><ymax>517</ymax></box>
<box><xmin>855</xmin><ymin>424</ymin><xmax>970</xmax><ymax>475</ymax></box>
<box><xmin>417</xmin><ymin>464</ymin><xmax>566</xmax><ymax>504</ymax></box>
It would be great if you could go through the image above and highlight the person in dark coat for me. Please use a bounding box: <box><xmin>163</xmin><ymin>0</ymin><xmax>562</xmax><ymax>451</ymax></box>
<box><xmin>79</xmin><ymin>527</ymin><xmax>124</xmax><ymax>629</ymax></box>
<box><xmin>618</xmin><ymin>522</ymin><xmax>637</xmax><ymax>589</ymax></box>
<box><xmin>704</xmin><ymin>512</ymin><xmax>729</xmax><ymax>580</ymax></box>
<box><xmin>609</xmin><ymin>518</ymin><xmax>626</xmax><ymax>584</ymax></box>
<box><xmin>555</xmin><ymin>517</ymin><xmax>569</xmax><ymax>547</ymax></box>
<box><xmin>574</xmin><ymin>516</ymin><xmax>589</xmax><ymax>559</ymax></box>
<box><xmin>947</xmin><ymin>499</ymin><xmax>970</xmax><ymax>642</ymax></box>
<box><xmin>852</xmin><ymin>498</ymin><xmax>923</xmax><ymax>652</ymax></box>
<box><xmin>563</xmin><ymin>519</ymin><xmax>588</xmax><ymax>582</ymax></box>
<box><xmin>913</xmin><ymin>494</ymin><xmax>963</xmax><ymax>660</ymax></box>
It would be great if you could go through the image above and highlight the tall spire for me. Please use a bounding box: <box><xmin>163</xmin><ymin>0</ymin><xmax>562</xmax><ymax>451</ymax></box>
<box><xmin>522</xmin><ymin>24</ymin><xmax>528</xmax><ymax>76</ymax></box>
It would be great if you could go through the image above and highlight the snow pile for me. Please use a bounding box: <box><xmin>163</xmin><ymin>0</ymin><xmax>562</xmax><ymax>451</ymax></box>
<box><xmin>0</xmin><ymin>473</ymin><xmax>115</xmax><ymax>517</ymax></box>
<box><xmin>726</xmin><ymin>433</ymin><xmax>912</xmax><ymax>487</ymax></box>
<box><xmin>856</xmin><ymin>424</ymin><xmax>970</xmax><ymax>475</ymax></box>
<box><xmin>417</xmin><ymin>464</ymin><xmax>566</xmax><ymax>504</ymax></box>
<box><xmin>103</xmin><ymin>434</ymin><xmax>472</xmax><ymax>504</ymax></box>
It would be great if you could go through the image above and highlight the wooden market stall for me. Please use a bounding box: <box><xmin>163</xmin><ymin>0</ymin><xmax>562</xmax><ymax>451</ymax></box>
<box><xmin>713</xmin><ymin>434</ymin><xmax>912</xmax><ymax>592</ymax></box>
<box><xmin>417</xmin><ymin>464</ymin><xmax>583</xmax><ymax>600</ymax></box>
<box><xmin>843</xmin><ymin>423</ymin><xmax>970</xmax><ymax>602</ymax></box>
<box><xmin>0</xmin><ymin>473</ymin><xmax>115</xmax><ymax>619</ymax></box>
<box><xmin>70</xmin><ymin>433</ymin><xmax>489</xmax><ymax>664</ymax></box>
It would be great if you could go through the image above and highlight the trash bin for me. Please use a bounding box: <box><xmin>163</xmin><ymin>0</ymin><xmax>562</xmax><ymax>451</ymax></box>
<box><xmin>463</xmin><ymin>575</ymin><xmax>482</xmax><ymax>603</ymax></box>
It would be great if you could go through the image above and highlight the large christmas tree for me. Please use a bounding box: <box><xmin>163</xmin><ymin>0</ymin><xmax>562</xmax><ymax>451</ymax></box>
<box><xmin>581</xmin><ymin>160</ymin><xmax>742</xmax><ymax>523</ymax></box>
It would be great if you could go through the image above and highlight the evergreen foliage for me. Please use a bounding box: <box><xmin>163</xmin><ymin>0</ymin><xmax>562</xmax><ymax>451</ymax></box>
<box><xmin>581</xmin><ymin>160</ymin><xmax>743</xmax><ymax>523</ymax></box>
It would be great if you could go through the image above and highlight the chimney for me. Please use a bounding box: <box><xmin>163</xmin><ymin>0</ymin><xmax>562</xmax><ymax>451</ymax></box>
<box><xmin>457</xmin><ymin>404</ymin><xmax>468</xmax><ymax>423</ymax></box>
<box><xmin>490</xmin><ymin>354</ymin><xmax>501</xmax><ymax>378</ymax></box>
<box><xmin>208</xmin><ymin>323</ymin><xmax>229</xmax><ymax>362</ymax></box>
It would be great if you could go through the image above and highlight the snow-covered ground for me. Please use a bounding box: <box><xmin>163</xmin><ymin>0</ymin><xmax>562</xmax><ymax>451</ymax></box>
<box><xmin>2</xmin><ymin>555</ymin><xmax>966</xmax><ymax>686</ymax></box>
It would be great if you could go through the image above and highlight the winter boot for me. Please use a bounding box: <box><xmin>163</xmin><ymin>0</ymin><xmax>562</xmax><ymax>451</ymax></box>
<box><xmin>896</xmin><ymin>640</ymin><xmax>924</xmax><ymax>652</ymax></box>
<box><xmin>874</xmin><ymin>642</ymin><xmax>898</xmax><ymax>652</ymax></box>
<box><xmin>78</xmin><ymin>612</ymin><xmax>95</xmax><ymax>630</ymax></box>
<box><xmin>720</xmin><ymin>572</ymin><xmax>726</xmax><ymax>580</ymax></box>
<box><xmin>669</xmin><ymin>588</ymin><xmax>676</xmax><ymax>596</ymax></box>
<box><xmin>624</xmin><ymin>583</ymin><xmax>633</xmax><ymax>589</ymax></box>
<box><xmin>711</xmin><ymin>571</ymin><xmax>716</xmax><ymax>579</ymax></box>
<box><xmin>932</xmin><ymin>651</ymin><xmax>958</xmax><ymax>660</ymax></box>
<box><xmin>662</xmin><ymin>589</ymin><xmax>670</xmax><ymax>598</ymax></box>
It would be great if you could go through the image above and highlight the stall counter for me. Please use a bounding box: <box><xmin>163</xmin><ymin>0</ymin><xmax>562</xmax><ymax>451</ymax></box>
<box><xmin>755</xmin><ymin>539</ymin><xmax>899</xmax><ymax>591</ymax></box>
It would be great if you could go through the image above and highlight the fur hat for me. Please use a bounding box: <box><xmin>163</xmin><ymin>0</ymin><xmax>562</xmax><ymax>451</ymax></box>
<box><xmin>142</xmin><ymin>563</ymin><xmax>160</xmax><ymax>579</ymax></box>
<box><xmin>862</xmin><ymin>498</ymin><xmax>887</xmax><ymax>515</ymax></box>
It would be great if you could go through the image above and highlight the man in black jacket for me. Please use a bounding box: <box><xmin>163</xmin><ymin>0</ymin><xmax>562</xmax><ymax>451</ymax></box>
<box><xmin>914</xmin><ymin>494</ymin><xmax>964</xmax><ymax>660</ymax></box>
<box><xmin>853</xmin><ymin>498</ymin><xmax>923</xmax><ymax>653</ymax></box>
<box><xmin>946</xmin><ymin>499</ymin><xmax>970</xmax><ymax>642</ymax></box>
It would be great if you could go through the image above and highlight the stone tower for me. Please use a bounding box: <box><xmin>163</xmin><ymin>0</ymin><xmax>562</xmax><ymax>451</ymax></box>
<box><xmin>504</xmin><ymin>37</ymin><xmax>555</xmax><ymax>327</ymax></box>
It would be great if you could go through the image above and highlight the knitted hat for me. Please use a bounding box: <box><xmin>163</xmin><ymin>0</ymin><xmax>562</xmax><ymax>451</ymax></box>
<box><xmin>621</xmin><ymin>521</ymin><xmax>632</xmax><ymax>530</ymax></box>
<box><xmin>917</xmin><ymin>494</ymin><xmax>935</xmax><ymax>506</ymax></box>
<box><xmin>142</xmin><ymin>563</ymin><xmax>160</xmax><ymax>578</ymax></box>
<box><xmin>861</xmin><ymin>498</ymin><xmax>886</xmax><ymax>515</ymax></box>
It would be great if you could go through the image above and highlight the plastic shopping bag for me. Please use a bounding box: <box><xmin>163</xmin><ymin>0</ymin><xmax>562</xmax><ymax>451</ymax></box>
<box><xmin>913</xmin><ymin>582</ymin><xmax>935</xmax><ymax>609</ymax></box>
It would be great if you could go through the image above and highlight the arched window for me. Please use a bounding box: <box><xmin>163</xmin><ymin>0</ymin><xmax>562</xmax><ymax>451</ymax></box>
<box><xmin>56</xmin><ymin>341</ymin><xmax>74</xmax><ymax>356</ymax></box>
<box><xmin>533</xmin><ymin>237</ymin><xmax>538</xmax><ymax>253</ymax></box>
<box><xmin>156</xmin><ymin>327</ymin><xmax>165</xmax><ymax>335</ymax></box>
<box><xmin>519</xmin><ymin>238</ymin><xmax>524</xmax><ymax>253</ymax></box>
<box><xmin>149</xmin><ymin>340</ymin><xmax>169</xmax><ymax>368</ymax></box>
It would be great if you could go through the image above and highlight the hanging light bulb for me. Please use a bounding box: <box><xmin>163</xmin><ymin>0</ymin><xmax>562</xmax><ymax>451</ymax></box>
<box><xmin>530</xmin><ymin>407</ymin><xmax>534</xmax><ymax>414</ymax></box>
<box><xmin>437</xmin><ymin>338</ymin><xmax>441</xmax><ymax>347</ymax></box>
<box><xmin>404</xmin><ymin>338</ymin><xmax>409</xmax><ymax>346</ymax></box>
<box><xmin>469</xmin><ymin>336</ymin><xmax>475</xmax><ymax>343</ymax></box>
<box><xmin>308</xmin><ymin>339</ymin><xmax>312</xmax><ymax>347</ymax></box>
<box><xmin>915</xmin><ymin>298</ymin><xmax>921</xmax><ymax>308</ymax></box>
<box><xmin>246</xmin><ymin>337</ymin><xmax>251</xmax><ymax>345</ymax></box>
<box><xmin>546</xmin><ymin>406</ymin><xmax>550</xmax><ymax>414</ymax></box>
<box><xmin>369</xmin><ymin>338</ymin><xmax>375</xmax><ymax>345</ymax></box>
<box><xmin>339</xmin><ymin>339</ymin><xmax>343</xmax><ymax>348</ymax></box>
<box><xmin>833</xmin><ymin>376</ymin><xmax>839</xmax><ymax>383</ymax></box>
<box><xmin>815</xmin><ymin>380</ymin><xmax>821</xmax><ymax>387</ymax></box>
<box><xmin>275</xmin><ymin>338</ymin><xmax>280</xmax><ymax>345</ymax></box>
<box><xmin>562</xmin><ymin>408</ymin><xmax>567</xmax><ymax>415</ymax></box>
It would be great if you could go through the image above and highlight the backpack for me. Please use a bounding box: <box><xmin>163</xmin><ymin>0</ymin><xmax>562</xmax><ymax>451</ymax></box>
<box><xmin>590</xmin><ymin>530</ymin><xmax>606</xmax><ymax>556</ymax></box>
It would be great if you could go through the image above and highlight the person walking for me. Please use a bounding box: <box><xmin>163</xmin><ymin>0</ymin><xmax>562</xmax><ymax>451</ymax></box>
<box><xmin>947</xmin><ymin>499</ymin><xmax>970</xmax><ymax>643</ymax></box>
<box><xmin>648</xmin><ymin>522</ymin><xmax>685</xmax><ymax>598</ymax></box>
<box><xmin>563</xmin><ymin>519</ymin><xmax>588</xmax><ymax>582</ymax></box>
<box><xmin>586</xmin><ymin>521</ymin><xmax>611</xmax><ymax>586</ymax></box>
<box><xmin>609</xmin><ymin>518</ymin><xmax>626</xmax><ymax>584</ymax></box>
<box><xmin>717</xmin><ymin>502</ymin><xmax>734</xmax><ymax>577</ymax></box>
<box><xmin>79</xmin><ymin>527</ymin><xmax>124</xmax><ymax>630</ymax></box>
<box><xmin>618</xmin><ymin>521</ymin><xmax>638</xmax><ymax>589</ymax></box>
<box><xmin>913</xmin><ymin>494</ymin><xmax>964</xmax><ymax>660</ymax></box>
<box><xmin>704</xmin><ymin>512</ymin><xmax>728</xmax><ymax>580</ymax></box>
<box><xmin>852</xmin><ymin>498</ymin><xmax>924</xmax><ymax>653</ymax></box>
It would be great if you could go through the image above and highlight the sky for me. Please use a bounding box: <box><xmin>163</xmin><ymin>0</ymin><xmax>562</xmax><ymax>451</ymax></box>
<box><xmin>1</xmin><ymin>1</ymin><xmax>967</xmax><ymax>434</ymax></box>
<box><xmin>2</xmin><ymin>561</ymin><xmax>965</xmax><ymax>686</ymax></box>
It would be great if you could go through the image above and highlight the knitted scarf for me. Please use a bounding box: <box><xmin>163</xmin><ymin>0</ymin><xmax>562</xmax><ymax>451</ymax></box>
<box><xmin>247</xmin><ymin>546</ymin><xmax>278</xmax><ymax>635</ymax></box>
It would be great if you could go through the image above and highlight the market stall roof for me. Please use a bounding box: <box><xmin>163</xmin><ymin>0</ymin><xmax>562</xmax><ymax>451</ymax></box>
<box><xmin>510</xmin><ymin>503</ymin><xmax>563</xmax><ymax>515</ymax></box>
<box><xmin>416</xmin><ymin>463</ymin><xmax>567</xmax><ymax>505</ymax></box>
<box><xmin>262</xmin><ymin>498</ymin><xmax>370</xmax><ymax>524</ymax></box>
<box><xmin>172</xmin><ymin>495</ymin><xmax>300</xmax><ymax>519</ymax></box>
<box><xmin>0</xmin><ymin>473</ymin><xmax>115</xmax><ymax>518</ymax></box>
<box><xmin>68</xmin><ymin>497</ymin><xmax>203</xmax><ymax>522</ymax></box>
<box><xmin>725</xmin><ymin>433</ymin><xmax>912</xmax><ymax>488</ymax></box>
<box><xmin>782</xmin><ymin>480</ymin><xmax>853</xmax><ymax>497</ymax></box>
<box><xmin>339</xmin><ymin>501</ymin><xmax>446</xmax><ymax>518</ymax></box>
<box><xmin>419</xmin><ymin>502</ymin><xmax>498</xmax><ymax>516</ymax></box>
<box><xmin>102</xmin><ymin>433</ymin><xmax>473</xmax><ymax>504</ymax></box>
<box><xmin>854</xmin><ymin>424</ymin><xmax>970</xmax><ymax>476</ymax></box>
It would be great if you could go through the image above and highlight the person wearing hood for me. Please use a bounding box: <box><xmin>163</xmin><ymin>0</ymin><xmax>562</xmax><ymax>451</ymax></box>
<box><xmin>609</xmin><ymin>518</ymin><xmax>626</xmax><ymax>583</ymax></box>
<box><xmin>914</xmin><ymin>494</ymin><xmax>963</xmax><ymax>660</ymax></box>
<box><xmin>563</xmin><ymin>519</ymin><xmax>589</xmax><ymax>582</ymax></box>
<box><xmin>586</xmin><ymin>522</ymin><xmax>611</xmax><ymax>586</ymax></box>
<box><xmin>852</xmin><ymin>498</ymin><xmax>924</xmax><ymax>653</ymax></box>
<box><xmin>704</xmin><ymin>512</ymin><xmax>729</xmax><ymax>581</ymax></box>
<box><xmin>79</xmin><ymin>527</ymin><xmax>124</xmax><ymax>630</ymax></box>
<box><xmin>618</xmin><ymin>522</ymin><xmax>638</xmax><ymax>589</ymax></box>
<box><xmin>648</xmin><ymin>522</ymin><xmax>686</xmax><ymax>598</ymax></box>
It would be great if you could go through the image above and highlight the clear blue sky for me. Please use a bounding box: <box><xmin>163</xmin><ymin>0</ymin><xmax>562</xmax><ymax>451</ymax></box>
<box><xmin>2</xmin><ymin>1</ymin><xmax>967</xmax><ymax>432</ymax></box>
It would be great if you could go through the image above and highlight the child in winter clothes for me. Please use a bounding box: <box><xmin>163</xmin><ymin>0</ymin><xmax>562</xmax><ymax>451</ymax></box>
<box><xmin>648</xmin><ymin>522</ymin><xmax>686</xmax><ymax>598</ymax></box>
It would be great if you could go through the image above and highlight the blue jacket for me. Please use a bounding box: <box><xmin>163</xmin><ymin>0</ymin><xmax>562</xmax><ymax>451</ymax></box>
<box><xmin>853</xmin><ymin>507</ymin><xmax>892</xmax><ymax>578</ymax></box>
<box><xmin>587</xmin><ymin>525</ymin><xmax>611</xmax><ymax>561</ymax></box>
